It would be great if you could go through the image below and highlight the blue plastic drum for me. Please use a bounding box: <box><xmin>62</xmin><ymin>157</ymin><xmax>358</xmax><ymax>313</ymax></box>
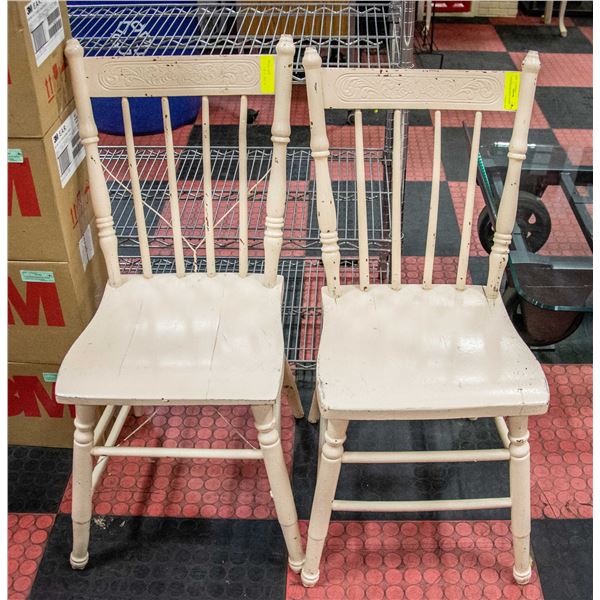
<box><xmin>67</xmin><ymin>1</ymin><xmax>202</xmax><ymax>135</ymax></box>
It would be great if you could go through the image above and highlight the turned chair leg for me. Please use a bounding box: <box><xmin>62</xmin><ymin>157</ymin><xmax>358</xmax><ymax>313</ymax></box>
<box><xmin>558</xmin><ymin>0</ymin><xmax>568</xmax><ymax>36</ymax></box>
<box><xmin>251</xmin><ymin>405</ymin><xmax>304</xmax><ymax>573</ymax></box>
<box><xmin>317</xmin><ymin>415</ymin><xmax>327</xmax><ymax>473</ymax></box>
<box><xmin>543</xmin><ymin>0</ymin><xmax>553</xmax><ymax>24</ymax></box>
<box><xmin>508</xmin><ymin>415</ymin><xmax>532</xmax><ymax>584</ymax></box>
<box><xmin>70</xmin><ymin>405</ymin><xmax>96</xmax><ymax>569</ymax></box>
<box><xmin>283</xmin><ymin>360</ymin><xmax>305</xmax><ymax>419</ymax></box>
<box><xmin>301</xmin><ymin>419</ymin><xmax>348</xmax><ymax>587</ymax></box>
<box><xmin>308</xmin><ymin>389</ymin><xmax>320</xmax><ymax>423</ymax></box>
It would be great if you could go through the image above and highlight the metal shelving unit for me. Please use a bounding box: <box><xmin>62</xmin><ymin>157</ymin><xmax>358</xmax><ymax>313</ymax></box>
<box><xmin>69</xmin><ymin>1</ymin><xmax>416</xmax><ymax>368</ymax></box>
<box><xmin>68</xmin><ymin>1</ymin><xmax>404</xmax><ymax>76</ymax></box>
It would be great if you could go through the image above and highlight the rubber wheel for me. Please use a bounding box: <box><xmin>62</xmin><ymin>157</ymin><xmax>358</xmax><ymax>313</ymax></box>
<box><xmin>477</xmin><ymin>191</ymin><xmax>551</xmax><ymax>254</ymax></box>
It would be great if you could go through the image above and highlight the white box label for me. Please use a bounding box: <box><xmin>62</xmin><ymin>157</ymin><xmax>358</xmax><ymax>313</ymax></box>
<box><xmin>52</xmin><ymin>110</ymin><xmax>85</xmax><ymax>188</ymax></box>
<box><xmin>25</xmin><ymin>0</ymin><xmax>65</xmax><ymax>67</ymax></box>
<box><xmin>79</xmin><ymin>224</ymin><xmax>95</xmax><ymax>271</ymax></box>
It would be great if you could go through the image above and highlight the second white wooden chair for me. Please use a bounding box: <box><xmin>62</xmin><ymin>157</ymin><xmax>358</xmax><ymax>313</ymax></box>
<box><xmin>56</xmin><ymin>35</ymin><xmax>305</xmax><ymax>572</ymax></box>
<box><xmin>301</xmin><ymin>48</ymin><xmax>549</xmax><ymax>587</ymax></box>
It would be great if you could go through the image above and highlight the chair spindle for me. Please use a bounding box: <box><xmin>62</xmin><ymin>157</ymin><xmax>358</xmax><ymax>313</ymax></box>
<box><xmin>122</xmin><ymin>98</ymin><xmax>152</xmax><ymax>278</ymax></box>
<box><xmin>239</xmin><ymin>95</ymin><xmax>249</xmax><ymax>277</ymax></box>
<box><xmin>162</xmin><ymin>97</ymin><xmax>186</xmax><ymax>277</ymax></box>
<box><xmin>456</xmin><ymin>110</ymin><xmax>482</xmax><ymax>290</ymax></box>
<box><xmin>202</xmin><ymin>96</ymin><xmax>217</xmax><ymax>277</ymax></box>
<box><xmin>423</xmin><ymin>110</ymin><xmax>442</xmax><ymax>289</ymax></box>
<box><xmin>391</xmin><ymin>109</ymin><xmax>403</xmax><ymax>290</ymax></box>
<box><xmin>354</xmin><ymin>109</ymin><xmax>369</xmax><ymax>291</ymax></box>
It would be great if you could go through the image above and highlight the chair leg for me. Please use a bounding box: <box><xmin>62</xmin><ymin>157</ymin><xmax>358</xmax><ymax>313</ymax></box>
<box><xmin>308</xmin><ymin>389</ymin><xmax>320</xmax><ymax>423</ymax></box>
<box><xmin>283</xmin><ymin>360</ymin><xmax>305</xmax><ymax>419</ymax></box>
<box><xmin>558</xmin><ymin>0</ymin><xmax>568</xmax><ymax>36</ymax></box>
<box><xmin>251</xmin><ymin>405</ymin><xmax>304</xmax><ymax>573</ymax></box>
<box><xmin>543</xmin><ymin>0</ymin><xmax>553</xmax><ymax>24</ymax></box>
<box><xmin>317</xmin><ymin>416</ymin><xmax>327</xmax><ymax>473</ymax></box>
<box><xmin>508</xmin><ymin>415</ymin><xmax>532</xmax><ymax>584</ymax></box>
<box><xmin>70</xmin><ymin>405</ymin><xmax>96</xmax><ymax>569</ymax></box>
<box><xmin>301</xmin><ymin>419</ymin><xmax>348</xmax><ymax>587</ymax></box>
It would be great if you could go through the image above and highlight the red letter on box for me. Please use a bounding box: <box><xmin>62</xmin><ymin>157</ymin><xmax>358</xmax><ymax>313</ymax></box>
<box><xmin>8</xmin><ymin>278</ymin><xmax>65</xmax><ymax>327</ymax></box>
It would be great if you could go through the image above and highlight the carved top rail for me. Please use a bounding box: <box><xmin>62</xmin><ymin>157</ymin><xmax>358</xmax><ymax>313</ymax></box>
<box><xmin>83</xmin><ymin>55</ymin><xmax>272</xmax><ymax>97</ymax></box>
<box><xmin>320</xmin><ymin>68</ymin><xmax>518</xmax><ymax>112</ymax></box>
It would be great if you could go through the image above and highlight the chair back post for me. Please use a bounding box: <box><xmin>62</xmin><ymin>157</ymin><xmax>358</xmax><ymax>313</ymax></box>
<box><xmin>303</xmin><ymin>48</ymin><xmax>341</xmax><ymax>297</ymax></box>
<box><xmin>485</xmin><ymin>50</ymin><xmax>540</xmax><ymax>300</ymax></box>
<box><xmin>66</xmin><ymin>39</ymin><xmax>122</xmax><ymax>286</ymax></box>
<box><xmin>263</xmin><ymin>35</ymin><xmax>295</xmax><ymax>287</ymax></box>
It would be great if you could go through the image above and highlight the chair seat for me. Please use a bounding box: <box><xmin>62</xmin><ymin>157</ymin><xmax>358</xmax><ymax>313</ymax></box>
<box><xmin>56</xmin><ymin>273</ymin><xmax>285</xmax><ymax>405</ymax></box>
<box><xmin>316</xmin><ymin>284</ymin><xmax>549</xmax><ymax>420</ymax></box>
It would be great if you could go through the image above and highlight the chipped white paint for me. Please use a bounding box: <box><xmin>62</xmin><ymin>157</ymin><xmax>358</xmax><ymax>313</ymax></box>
<box><xmin>61</xmin><ymin>35</ymin><xmax>303</xmax><ymax>573</ymax></box>
<box><xmin>321</xmin><ymin>68</ymin><xmax>511</xmax><ymax>111</ymax></box>
<box><xmin>83</xmin><ymin>55</ymin><xmax>266</xmax><ymax>97</ymax></box>
<box><xmin>486</xmin><ymin>52</ymin><xmax>541</xmax><ymax>299</ymax></box>
<box><xmin>264</xmin><ymin>36</ymin><xmax>295</xmax><ymax>287</ymax></box>
<box><xmin>303</xmin><ymin>48</ymin><xmax>341</xmax><ymax>297</ymax></box>
<box><xmin>301</xmin><ymin>48</ymin><xmax>546</xmax><ymax>589</ymax></box>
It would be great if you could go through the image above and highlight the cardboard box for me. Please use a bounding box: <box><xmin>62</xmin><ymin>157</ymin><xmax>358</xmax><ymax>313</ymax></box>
<box><xmin>8</xmin><ymin>0</ymin><xmax>73</xmax><ymax>138</ymax></box>
<box><xmin>8</xmin><ymin>100</ymin><xmax>96</xmax><ymax>262</ymax></box>
<box><xmin>8</xmin><ymin>361</ymin><xmax>75</xmax><ymax>447</ymax></box>
<box><xmin>8</xmin><ymin>255</ymin><xmax>107</xmax><ymax>365</ymax></box>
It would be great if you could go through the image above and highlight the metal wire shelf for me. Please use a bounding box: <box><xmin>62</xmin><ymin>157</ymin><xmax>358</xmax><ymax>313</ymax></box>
<box><xmin>119</xmin><ymin>255</ymin><xmax>390</xmax><ymax>370</ymax></box>
<box><xmin>103</xmin><ymin>145</ymin><xmax>394</xmax><ymax>254</ymax></box>
<box><xmin>67</xmin><ymin>1</ymin><xmax>405</xmax><ymax>77</ymax></box>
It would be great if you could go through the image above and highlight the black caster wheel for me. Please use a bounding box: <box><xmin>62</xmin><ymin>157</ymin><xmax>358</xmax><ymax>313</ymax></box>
<box><xmin>477</xmin><ymin>191</ymin><xmax>551</xmax><ymax>254</ymax></box>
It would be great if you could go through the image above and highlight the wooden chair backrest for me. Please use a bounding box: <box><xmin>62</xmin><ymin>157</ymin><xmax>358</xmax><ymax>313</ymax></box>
<box><xmin>66</xmin><ymin>35</ymin><xmax>295</xmax><ymax>287</ymax></box>
<box><xmin>303</xmin><ymin>48</ymin><xmax>540</xmax><ymax>299</ymax></box>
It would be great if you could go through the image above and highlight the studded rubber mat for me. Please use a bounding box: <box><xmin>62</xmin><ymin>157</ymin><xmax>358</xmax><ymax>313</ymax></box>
<box><xmin>9</xmin><ymin>9</ymin><xmax>593</xmax><ymax>600</ymax></box>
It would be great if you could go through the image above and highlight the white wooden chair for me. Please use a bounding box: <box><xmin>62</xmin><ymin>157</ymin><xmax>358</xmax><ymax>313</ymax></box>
<box><xmin>301</xmin><ymin>49</ymin><xmax>549</xmax><ymax>587</ymax></box>
<box><xmin>56</xmin><ymin>35</ymin><xmax>305</xmax><ymax>572</ymax></box>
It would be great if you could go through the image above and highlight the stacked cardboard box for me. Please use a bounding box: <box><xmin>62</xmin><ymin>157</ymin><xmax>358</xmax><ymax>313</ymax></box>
<box><xmin>8</xmin><ymin>1</ymin><xmax>107</xmax><ymax>447</ymax></box>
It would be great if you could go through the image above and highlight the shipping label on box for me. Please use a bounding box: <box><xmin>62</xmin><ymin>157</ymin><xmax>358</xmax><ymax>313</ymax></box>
<box><xmin>8</xmin><ymin>102</ymin><xmax>97</xmax><ymax>263</ymax></box>
<box><xmin>51</xmin><ymin>110</ymin><xmax>85</xmax><ymax>187</ymax></box>
<box><xmin>25</xmin><ymin>0</ymin><xmax>65</xmax><ymax>66</ymax></box>
<box><xmin>8</xmin><ymin>361</ymin><xmax>76</xmax><ymax>448</ymax></box>
<box><xmin>8</xmin><ymin>258</ymin><xmax>106</xmax><ymax>365</ymax></box>
<box><xmin>8</xmin><ymin>0</ymin><xmax>73</xmax><ymax>137</ymax></box>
